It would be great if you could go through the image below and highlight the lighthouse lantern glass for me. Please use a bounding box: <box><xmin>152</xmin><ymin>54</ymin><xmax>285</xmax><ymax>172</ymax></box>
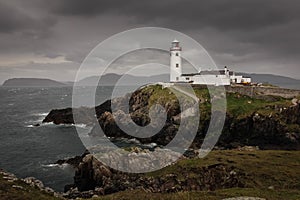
<box><xmin>172</xmin><ymin>42</ymin><xmax>179</xmax><ymax>48</ymax></box>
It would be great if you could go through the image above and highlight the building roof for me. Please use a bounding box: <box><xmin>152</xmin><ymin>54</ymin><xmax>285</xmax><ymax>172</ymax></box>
<box><xmin>200</xmin><ymin>70</ymin><xmax>225</xmax><ymax>75</ymax></box>
<box><xmin>181</xmin><ymin>73</ymin><xmax>200</xmax><ymax>76</ymax></box>
<box><xmin>182</xmin><ymin>70</ymin><xmax>235</xmax><ymax>76</ymax></box>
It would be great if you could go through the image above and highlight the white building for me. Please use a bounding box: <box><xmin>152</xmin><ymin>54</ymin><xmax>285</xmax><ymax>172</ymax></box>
<box><xmin>170</xmin><ymin>40</ymin><xmax>251</xmax><ymax>86</ymax></box>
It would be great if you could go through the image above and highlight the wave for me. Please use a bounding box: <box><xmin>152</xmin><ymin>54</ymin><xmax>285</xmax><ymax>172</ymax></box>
<box><xmin>8</xmin><ymin>88</ymin><xmax>21</xmax><ymax>93</ymax></box>
<box><xmin>56</xmin><ymin>123</ymin><xmax>88</xmax><ymax>128</ymax></box>
<box><xmin>128</xmin><ymin>138</ymin><xmax>142</xmax><ymax>144</ymax></box>
<box><xmin>74</xmin><ymin>124</ymin><xmax>87</xmax><ymax>128</ymax></box>
<box><xmin>24</xmin><ymin>112</ymin><xmax>49</xmax><ymax>125</ymax></box>
<box><xmin>25</xmin><ymin>125</ymin><xmax>36</xmax><ymax>128</ymax></box>
<box><xmin>33</xmin><ymin>112</ymin><xmax>49</xmax><ymax>117</ymax></box>
<box><xmin>42</xmin><ymin>163</ymin><xmax>71</xmax><ymax>170</ymax></box>
<box><xmin>42</xmin><ymin>163</ymin><xmax>60</xmax><ymax>168</ymax></box>
<box><xmin>25</xmin><ymin>122</ymin><xmax>90</xmax><ymax>129</ymax></box>
<box><xmin>25</xmin><ymin>122</ymin><xmax>53</xmax><ymax>128</ymax></box>
<box><xmin>143</xmin><ymin>142</ymin><xmax>158</xmax><ymax>148</ymax></box>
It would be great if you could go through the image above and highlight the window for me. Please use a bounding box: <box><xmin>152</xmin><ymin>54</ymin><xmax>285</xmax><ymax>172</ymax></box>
<box><xmin>186</xmin><ymin>77</ymin><xmax>190</xmax><ymax>80</ymax></box>
<box><xmin>176</xmin><ymin>53</ymin><xmax>179</xmax><ymax>56</ymax></box>
<box><xmin>176</xmin><ymin>77</ymin><xmax>179</xmax><ymax>81</ymax></box>
<box><xmin>176</xmin><ymin>63</ymin><xmax>179</xmax><ymax>68</ymax></box>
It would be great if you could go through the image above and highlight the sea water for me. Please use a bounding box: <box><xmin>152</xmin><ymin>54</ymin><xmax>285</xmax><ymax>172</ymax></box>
<box><xmin>0</xmin><ymin>86</ymin><xmax>115</xmax><ymax>192</ymax></box>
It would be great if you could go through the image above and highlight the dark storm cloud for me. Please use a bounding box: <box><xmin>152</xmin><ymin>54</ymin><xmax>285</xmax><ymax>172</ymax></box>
<box><xmin>47</xmin><ymin>0</ymin><xmax>300</xmax><ymax>59</ymax></box>
<box><xmin>50</xmin><ymin>0</ymin><xmax>300</xmax><ymax>31</ymax></box>
<box><xmin>0</xmin><ymin>0</ymin><xmax>300</xmax><ymax>82</ymax></box>
<box><xmin>0</xmin><ymin>1</ymin><xmax>56</xmax><ymax>34</ymax></box>
<box><xmin>0</xmin><ymin>1</ymin><xmax>39</xmax><ymax>33</ymax></box>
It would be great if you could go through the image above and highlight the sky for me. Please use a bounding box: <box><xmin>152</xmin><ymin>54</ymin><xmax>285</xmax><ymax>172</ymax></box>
<box><xmin>0</xmin><ymin>0</ymin><xmax>300</xmax><ymax>83</ymax></box>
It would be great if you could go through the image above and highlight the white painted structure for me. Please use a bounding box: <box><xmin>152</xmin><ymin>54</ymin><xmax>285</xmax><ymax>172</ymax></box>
<box><xmin>169</xmin><ymin>40</ymin><xmax>251</xmax><ymax>86</ymax></box>
<box><xmin>170</xmin><ymin>39</ymin><xmax>183</xmax><ymax>82</ymax></box>
<box><xmin>229</xmin><ymin>72</ymin><xmax>252</xmax><ymax>85</ymax></box>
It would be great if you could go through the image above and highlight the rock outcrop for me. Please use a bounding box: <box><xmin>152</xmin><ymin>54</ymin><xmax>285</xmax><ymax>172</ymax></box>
<box><xmin>0</xmin><ymin>169</ymin><xmax>61</xmax><ymax>198</ymax></box>
<box><xmin>62</xmin><ymin>152</ymin><xmax>245</xmax><ymax>198</ymax></box>
<box><xmin>43</xmin><ymin>84</ymin><xmax>300</xmax><ymax>150</ymax></box>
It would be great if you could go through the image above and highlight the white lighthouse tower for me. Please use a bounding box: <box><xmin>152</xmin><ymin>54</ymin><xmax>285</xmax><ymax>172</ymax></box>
<box><xmin>170</xmin><ymin>39</ymin><xmax>182</xmax><ymax>82</ymax></box>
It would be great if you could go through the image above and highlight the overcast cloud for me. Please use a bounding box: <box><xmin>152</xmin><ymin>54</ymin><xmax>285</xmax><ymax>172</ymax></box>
<box><xmin>0</xmin><ymin>0</ymin><xmax>299</xmax><ymax>83</ymax></box>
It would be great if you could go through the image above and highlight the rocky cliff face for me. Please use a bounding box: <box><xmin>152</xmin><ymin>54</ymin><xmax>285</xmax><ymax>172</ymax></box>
<box><xmin>62</xmin><ymin>152</ymin><xmax>244</xmax><ymax>198</ymax></box>
<box><xmin>0</xmin><ymin>169</ymin><xmax>61</xmax><ymax>199</ymax></box>
<box><xmin>43</xmin><ymin>85</ymin><xmax>300</xmax><ymax>197</ymax></box>
<box><xmin>43</xmin><ymin>84</ymin><xmax>300</xmax><ymax>150</ymax></box>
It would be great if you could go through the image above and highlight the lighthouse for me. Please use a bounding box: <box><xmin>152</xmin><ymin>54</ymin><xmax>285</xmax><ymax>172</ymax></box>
<box><xmin>168</xmin><ymin>40</ymin><xmax>249</xmax><ymax>85</ymax></box>
<box><xmin>170</xmin><ymin>39</ymin><xmax>182</xmax><ymax>82</ymax></box>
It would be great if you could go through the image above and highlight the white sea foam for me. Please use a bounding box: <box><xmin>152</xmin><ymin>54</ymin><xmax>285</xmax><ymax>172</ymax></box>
<box><xmin>42</xmin><ymin>163</ymin><xmax>60</xmax><ymax>168</ymax></box>
<box><xmin>25</xmin><ymin>122</ymin><xmax>91</xmax><ymax>129</ymax></box>
<box><xmin>128</xmin><ymin>138</ymin><xmax>141</xmax><ymax>144</ymax></box>
<box><xmin>144</xmin><ymin>143</ymin><xmax>158</xmax><ymax>148</ymax></box>
<box><xmin>42</xmin><ymin>163</ymin><xmax>72</xmax><ymax>170</ymax></box>
<box><xmin>56</xmin><ymin>123</ymin><xmax>88</xmax><ymax>128</ymax></box>
<box><xmin>33</xmin><ymin>112</ymin><xmax>48</xmax><ymax>117</ymax></box>
<box><xmin>74</xmin><ymin>124</ymin><xmax>87</xmax><ymax>128</ymax></box>
<box><xmin>25</xmin><ymin>112</ymin><xmax>49</xmax><ymax>124</ymax></box>
<box><xmin>24</xmin><ymin>122</ymin><xmax>54</xmax><ymax>128</ymax></box>
<box><xmin>41</xmin><ymin>122</ymin><xmax>54</xmax><ymax>126</ymax></box>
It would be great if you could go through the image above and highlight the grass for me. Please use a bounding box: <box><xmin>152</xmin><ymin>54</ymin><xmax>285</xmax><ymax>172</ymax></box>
<box><xmin>145</xmin><ymin>150</ymin><xmax>300</xmax><ymax>189</ymax></box>
<box><xmin>2</xmin><ymin>150</ymin><xmax>300</xmax><ymax>199</ymax></box>
<box><xmin>93</xmin><ymin>188</ymin><xmax>300</xmax><ymax>200</ymax></box>
<box><xmin>93</xmin><ymin>150</ymin><xmax>300</xmax><ymax>200</ymax></box>
<box><xmin>0</xmin><ymin>174</ymin><xmax>60</xmax><ymax>200</ymax></box>
<box><xmin>225</xmin><ymin>92</ymin><xmax>291</xmax><ymax>118</ymax></box>
<box><xmin>139</xmin><ymin>84</ymin><xmax>297</xmax><ymax>142</ymax></box>
<box><xmin>142</xmin><ymin>84</ymin><xmax>292</xmax><ymax>120</ymax></box>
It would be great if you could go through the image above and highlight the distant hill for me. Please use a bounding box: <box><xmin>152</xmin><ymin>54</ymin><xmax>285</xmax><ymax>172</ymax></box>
<box><xmin>76</xmin><ymin>73</ymin><xmax>169</xmax><ymax>86</ymax></box>
<box><xmin>2</xmin><ymin>78</ymin><xmax>66</xmax><ymax>87</ymax></box>
<box><xmin>237</xmin><ymin>73</ymin><xmax>300</xmax><ymax>90</ymax></box>
<box><xmin>77</xmin><ymin>73</ymin><xmax>300</xmax><ymax>90</ymax></box>
<box><xmin>2</xmin><ymin>73</ymin><xmax>299</xmax><ymax>89</ymax></box>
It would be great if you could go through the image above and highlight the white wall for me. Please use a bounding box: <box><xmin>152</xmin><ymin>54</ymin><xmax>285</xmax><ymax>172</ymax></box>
<box><xmin>170</xmin><ymin>50</ymin><xmax>182</xmax><ymax>82</ymax></box>
<box><xmin>242</xmin><ymin>77</ymin><xmax>251</xmax><ymax>83</ymax></box>
<box><xmin>230</xmin><ymin>75</ymin><xmax>243</xmax><ymax>83</ymax></box>
<box><xmin>191</xmin><ymin>75</ymin><xmax>230</xmax><ymax>86</ymax></box>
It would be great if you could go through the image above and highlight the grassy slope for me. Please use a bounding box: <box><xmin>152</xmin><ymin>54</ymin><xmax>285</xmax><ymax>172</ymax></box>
<box><xmin>94</xmin><ymin>188</ymin><xmax>300</xmax><ymax>200</ymax></box>
<box><xmin>2</xmin><ymin>151</ymin><xmax>300</xmax><ymax>199</ymax></box>
<box><xmin>143</xmin><ymin>84</ymin><xmax>294</xmax><ymax>129</ymax></box>
<box><xmin>97</xmin><ymin>85</ymin><xmax>299</xmax><ymax>199</ymax></box>
<box><xmin>0</xmin><ymin>174</ymin><xmax>60</xmax><ymax>200</ymax></box>
<box><xmin>144</xmin><ymin>84</ymin><xmax>292</xmax><ymax>116</ymax></box>
<box><xmin>95</xmin><ymin>150</ymin><xmax>300</xmax><ymax>200</ymax></box>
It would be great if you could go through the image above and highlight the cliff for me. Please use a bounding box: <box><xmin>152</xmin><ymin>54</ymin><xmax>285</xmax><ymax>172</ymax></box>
<box><xmin>43</xmin><ymin>84</ymin><xmax>300</xmax><ymax>150</ymax></box>
<box><xmin>2</xmin><ymin>78</ymin><xmax>66</xmax><ymax>87</ymax></box>
<box><xmin>61</xmin><ymin>150</ymin><xmax>300</xmax><ymax>199</ymax></box>
<box><xmin>0</xmin><ymin>169</ymin><xmax>61</xmax><ymax>199</ymax></box>
<box><xmin>42</xmin><ymin>84</ymin><xmax>300</xmax><ymax>199</ymax></box>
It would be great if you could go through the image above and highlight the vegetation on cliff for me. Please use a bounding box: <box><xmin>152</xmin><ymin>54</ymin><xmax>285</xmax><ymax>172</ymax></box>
<box><xmin>64</xmin><ymin>150</ymin><xmax>300</xmax><ymax>200</ymax></box>
<box><xmin>43</xmin><ymin>84</ymin><xmax>300</xmax><ymax>149</ymax></box>
<box><xmin>0</xmin><ymin>170</ymin><xmax>60</xmax><ymax>200</ymax></box>
<box><xmin>40</xmin><ymin>84</ymin><xmax>300</xmax><ymax>199</ymax></box>
<box><xmin>2</xmin><ymin>150</ymin><xmax>300</xmax><ymax>199</ymax></box>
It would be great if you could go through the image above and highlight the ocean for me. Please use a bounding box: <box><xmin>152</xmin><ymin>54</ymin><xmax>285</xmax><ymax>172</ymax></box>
<box><xmin>0</xmin><ymin>86</ymin><xmax>115</xmax><ymax>192</ymax></box>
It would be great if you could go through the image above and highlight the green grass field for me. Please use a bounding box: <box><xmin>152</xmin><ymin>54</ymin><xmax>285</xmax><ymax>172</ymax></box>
<box><xmin>1</xmin><ymin>151</ymin><xmax>300</xmax><ymax>199</ymax></box>
<box><xmin>0</xmin><ymin>174</ymin><xmax>59</xmax><ymax>200</ymax></box>
<box><xmin>94</xmin><ymin>150</ymin><xmax>300</xmax><ymax>200</ymax></box>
